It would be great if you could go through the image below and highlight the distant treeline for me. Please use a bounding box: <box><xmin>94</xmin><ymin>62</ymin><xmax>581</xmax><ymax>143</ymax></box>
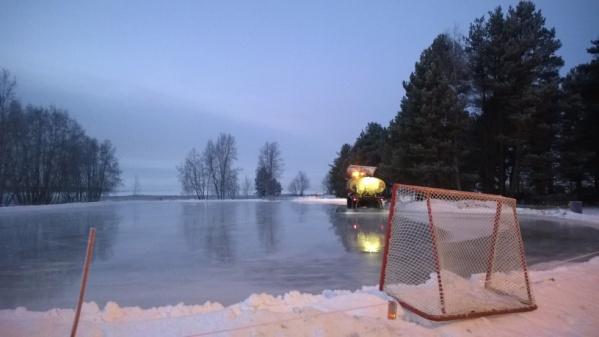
<box><xmin>179</xmin><ymin>135</ymin><xmax>311</xmax><ymax>199</ymax></box>
<box><xmin>0</xmin><ymin>69</ymin><xmax>121</xmax><ymax>205</ymax></box>
<box><xmin>326</xmin><ymin>1</ymin><xmax>598</xmax><ymax>203</ymax></box>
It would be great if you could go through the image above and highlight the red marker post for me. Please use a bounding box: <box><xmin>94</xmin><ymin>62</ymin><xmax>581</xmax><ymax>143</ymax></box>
<box><xmin>70</xmin><ymin>227</ymin><xmax>96</xmax><ymax>337</ymax></box>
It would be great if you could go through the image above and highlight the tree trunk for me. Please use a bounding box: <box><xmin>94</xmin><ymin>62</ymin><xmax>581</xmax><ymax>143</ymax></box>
<box><xmin>509</xmin><ymin>146</ymin><xmax>520</xmax><ymax>196</ymax></box>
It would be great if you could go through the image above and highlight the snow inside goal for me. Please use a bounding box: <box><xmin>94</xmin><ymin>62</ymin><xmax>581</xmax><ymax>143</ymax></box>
<box><xmin>379</xmin><ymin>184</ymin><xmax>537</xmax><ymax>321</ymax></box>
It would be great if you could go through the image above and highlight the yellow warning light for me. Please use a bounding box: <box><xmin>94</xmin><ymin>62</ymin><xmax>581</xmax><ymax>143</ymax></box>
<box><xmin>354</xmin><ymin>176</ymin><xmax>385</xmax><ymax>195</ymax></box>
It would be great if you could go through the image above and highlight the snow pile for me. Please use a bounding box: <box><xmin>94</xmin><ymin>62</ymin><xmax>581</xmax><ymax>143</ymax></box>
<box><xmin>517</xmin><ymin>206</ymin><xmax>599</xmax><ymax>227</ymax></box>
<box><xmin>2</xmin><ymin>258</ymin><xmax>599</xmax><ymax>337</ymax></box>
<box><xmin>397</xmin><ymin>198</ymin><xmax>499</xmax><ymax>214</ymax></box>
<box><xmin>387</xmin><ymin>270</ymin><xmax>529</xmax><ymax>315</ymax></box>
<box><xmin>290</xmin><ymin>196</ymin><xmax>347</xmax><ymax>205</ymax></box>
<box><xmin>397</xmin><ymin>198</ymin><xmax>599</xmax><ymax>228</ymax></box>
<box><xmin>290</xmin><ymin>196</ymin><xmax>347</xmax><ymax>206</ymax></box>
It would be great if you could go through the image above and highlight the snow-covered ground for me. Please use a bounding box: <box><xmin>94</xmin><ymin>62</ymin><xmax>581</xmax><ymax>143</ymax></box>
<box><xmin>291</xmin><ymin>196</ymin><xmax>348</xmax><ymax>205</ymax></box>
<box><xmin>517</xmin><ymin>206</ymin><xmax>599</xmax><ymax>227</ymax></box>
<box><xmin>294</xmin><ymin>196</ymin><xmax>599</xmax><ymax>227</ymax></box>
<box><xmin>1</xmin><ymin>257</ymin><xmax>598</xmax><ymax>337</ymax></box>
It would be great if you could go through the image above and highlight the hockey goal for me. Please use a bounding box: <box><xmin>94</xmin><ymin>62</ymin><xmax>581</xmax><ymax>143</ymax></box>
<box><xmin>379</xmin><ymin>184</ymin><xmax>537</xmax><ymax>321</ymax></box>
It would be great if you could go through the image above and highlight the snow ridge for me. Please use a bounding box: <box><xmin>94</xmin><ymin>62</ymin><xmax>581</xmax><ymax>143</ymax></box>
<box><xmin>1</xmin><ymin>258</ymin><xmax>598</xmax><ymax>337</ymax></box>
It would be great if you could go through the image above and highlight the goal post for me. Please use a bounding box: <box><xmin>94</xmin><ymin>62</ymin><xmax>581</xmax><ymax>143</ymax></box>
<box><xmin>379</xmin><ymin>184</ymin><xmax>537</xmax><ymax>321</ymax></box>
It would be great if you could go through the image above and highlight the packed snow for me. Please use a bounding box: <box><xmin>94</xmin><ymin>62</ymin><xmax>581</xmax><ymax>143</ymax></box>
<box><xmin>1</xmin><ymin>258</ymin><xmax>598</xmax><ymax>337</ymax></box>
<box><xmin>293</xmin><ymin>196</ymin><xmax>599</xmax><ymax>228</ymax></box>
<box><xmin>290</xmin><ymin>196</ymin><xmax>347</xmax><ymax>205</ymax></box>
<box><xmin>387</xmin><ymin>270</ymin><xmax>531</xmax><ymax>316</ymax></box>
<box><xmin>517</xmin><ymin>206</ymin><xmax>599</xmax><ymax>228</ymax></box>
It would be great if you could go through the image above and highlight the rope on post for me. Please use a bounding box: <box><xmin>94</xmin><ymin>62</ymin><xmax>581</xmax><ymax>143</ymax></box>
<box><xmin>70</xmin><ymin>227</ymin><xmax>96</xmax><ymax>337</ymax></box>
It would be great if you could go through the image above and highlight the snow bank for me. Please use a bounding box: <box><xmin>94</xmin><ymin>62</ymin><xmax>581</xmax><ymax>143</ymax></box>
<box><xmin>517</xmin><ymin>206</ymin><xmax>599</xmax><ymax>227</ymax></box>
<box><xmin>290</xmin><ymin>196</ymin><xmax>347</xmax><ymax>205</ymax></box>
<box><xmin>387</xmin><ymin>269</ymin><xmax>531</xmax><ymax>316</ymax></box>
<box><xmin>2</xmin><ymin>258</ymin><xmax>598</xmax><ymax>337</ymax></box>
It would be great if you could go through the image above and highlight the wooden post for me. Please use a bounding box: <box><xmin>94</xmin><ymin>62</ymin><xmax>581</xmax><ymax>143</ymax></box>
<box><xmin>70</xmin><ymin>227</ymin><xmax>96</xmax><ymax>337</ymax></box>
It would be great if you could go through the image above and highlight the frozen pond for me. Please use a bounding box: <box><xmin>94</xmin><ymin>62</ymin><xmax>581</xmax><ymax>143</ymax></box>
<box><xmin>1</xmin><ymin>200</ymin><xmax>598</xmax><ymax>311</ymax></box>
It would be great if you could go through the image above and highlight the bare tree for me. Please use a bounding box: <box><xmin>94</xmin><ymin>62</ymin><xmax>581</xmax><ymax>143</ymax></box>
<box><xmin>288</xmin><ymin>179</ymin><xmax>299</xmax><ymax>195</ymax></box>
<box><xmin>178</xmin><ymin>148</ymin><xmax>209</xmax><ymax>199</ymax></box>
<box><xmin>258</xmin><ymin>142</ymin><xmax>284</xmax><ymax>179</ymax></box>
<box><xmin>255</xmin><ymin>141</ymin><xmax>284</xmax><ymax>197</ymax></box>
<box><xmin>96</xmin><ymin>140</ymin><xmax>122</xmax><ymax>200</ymax></box>
<box><xmin>225</xmin><ymin>168</ymin><xmax>239</xmax><ymax>199</ymax></box>
<box><xmin>289</xmin><ymin>171</ymin><xmax>310</xmax><ymax>196</ymax></box>
<box><xmin>241</xmin><ymin>175</ymin><xmax>253</xmax><ymax>198</ymax></box>
<box><xmin>0</xmin><ymin>70</ymin><xmax>121</xmax><ymax>205</ymax></box>
<box><xmin>132</xmin><ymin>174</ymin><xmax>141</xmax><ymax>196</ymax></box>
<box><xmin>0</xmin><ymin>69</ymin><xmax>16</xmax><ymax>111</ymax></box>
<box><xmin>0</xmin><ymin>69</ymin><xmax>16</xmax><ymax>205</ymax></box>
<box><xmin>203</xmin><ymin>141</ymin><xmax>217</xmax><ymax>197</ymax></box>
<box><xmin>204</xmin><ymin>133</ymin><xmax>239</xmax><ymax>199</ymax></box>
<box><xmin>321</xmin><ymin>173</ymin><xmax>332</xmax><ymax>195</ymax></box>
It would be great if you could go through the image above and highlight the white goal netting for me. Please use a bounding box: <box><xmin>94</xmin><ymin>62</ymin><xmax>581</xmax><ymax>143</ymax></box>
<box><xmin>380</xmin><ymin>184</ymin><xmax>537</xmax><ymax>320</ymax></box>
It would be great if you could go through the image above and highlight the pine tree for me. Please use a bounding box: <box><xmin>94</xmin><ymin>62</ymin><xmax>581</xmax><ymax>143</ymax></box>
<box><xmin>352</xmin><ymin>123</ymin><xmax>389</xmax><ymax>167</ymax></box>
<box><xmin>327</xmin><ymin>144</ymin><xmax>352</xmax><ymax>197</ymax></box>
<box><xmin>557</xmin><ymin>39</ymin><xmax>599</xmax><ymax>199</ymax></box>
<box><xmin>466</xmin><ymin>8</ymin><xmax>507</xmax><ymax>194</ymax></box>
<box><xmin>467</xmin><ymin>1</ymin><xmax>563</xmax><ymax>199</ymax></box>
<box><xmin>585</xmin><ymin>40</ymin><xmax>599</xmax><ymax>196</ymax></box>
<box><xmin>388</xmin><ymin>33</ymin><xmax>472</xmax><ymax>189</ymax></box>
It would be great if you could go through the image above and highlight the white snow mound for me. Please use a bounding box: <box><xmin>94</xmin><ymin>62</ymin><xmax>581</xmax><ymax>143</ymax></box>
<box><xmin>1</xmin><ymin>258</ymin><xmax>599</xmax><ymax>337</ymax></box>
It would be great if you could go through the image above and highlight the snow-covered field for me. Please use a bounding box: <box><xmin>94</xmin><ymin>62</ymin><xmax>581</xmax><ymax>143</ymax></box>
<box><xmin>1</xmin><ymin>257</ymin><xmax>598</xmax><ymax>337</ymax></box>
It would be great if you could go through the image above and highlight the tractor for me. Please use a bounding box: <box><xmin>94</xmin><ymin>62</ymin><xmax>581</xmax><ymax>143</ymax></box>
<box><xmin>346</xmin><ymin>165</ymin><xmax>386</xmax><ymax>209</ymax></box>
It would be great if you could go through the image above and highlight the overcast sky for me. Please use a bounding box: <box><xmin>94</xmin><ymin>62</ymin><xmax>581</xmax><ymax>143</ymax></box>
<box><xmin>1</xmin><ymin>0</ymin><xmax>598</xmax><ymax>194</ymax></box>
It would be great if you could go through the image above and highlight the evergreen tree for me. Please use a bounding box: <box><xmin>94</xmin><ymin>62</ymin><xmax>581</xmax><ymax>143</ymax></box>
<box><xmin>467</xmin><ymin>1</ymin><xmax>563</xmax><ymax>199</ymax></box>
<box><xmin>327</xmin><ymin>144</ymin><xmax>352</xmax><ymax>197</ymax></box>
<box><xmin>352</xmin><ymin>123</ymin><xmax>389</xmax><ymax>167</ymax></box>
<box><xmin>388</xmin><ymin>33</ymin><xmax>472</xmax><ymax>189</ymax></box>
<box><xmin>255</xmin><ymin>166</ymin><xmax>281</xmax><ymax>197</ymax></box>
<box><xmin>326</xmin><ymin>124</ymin><xmax>390</xmax><ymax>197</ymax></box>
<box><xmin>584</xmin><ymin>40</ymin><xmax>599</xmax><ymax>195</ymax></box>
<box><xmin>254</xmin><ymin>142</ymin><xmax>284</xmax><ymax>197</ymax></box>
<box><xmin>557</xmin><ymin>39</ymin><xmax>599</xmax><ymax>199</ymax></box>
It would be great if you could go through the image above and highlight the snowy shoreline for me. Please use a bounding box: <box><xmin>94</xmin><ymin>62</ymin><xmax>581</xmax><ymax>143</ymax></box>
<box><xmin>294</xmin><ymin>196</ymin><xmax>599</xmax><ymax>227</ymax></box>
<box><xmin>1</xmin><ymin>257</ymin><xmax>598</xmax><ymax>337</ymax></box>
<box><xmin>1</xmin><ymin>196</ymin><xmax>598</xmax><ymax>228</ymax></box>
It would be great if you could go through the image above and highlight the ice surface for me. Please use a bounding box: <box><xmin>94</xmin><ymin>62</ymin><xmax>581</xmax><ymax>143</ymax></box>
<box><xmin>0</xmin><ymin>200</ymin><xmax>389</xmax><ymax>310</ymax></box>
<box><xmin>1</xmin><ymin>199</ymin><xmax>598</xmax><ymax>312</ymax></box>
